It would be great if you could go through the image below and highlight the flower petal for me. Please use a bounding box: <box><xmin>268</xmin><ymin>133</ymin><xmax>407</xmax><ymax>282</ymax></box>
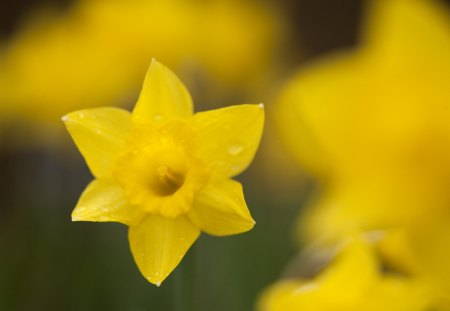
<box><xmin>128</xmin><ymin>214</ymin><xmax>200</xmax><ymax>286</ymax></box>
<box><xmin>63</xmin><ymin>107</ymin><xmax>132</xmax><ymax>178</ymax></box>
<box><xmin>132</xmin><ymin>59</ymin><xmax>193</xmax><ymax>124</ymax></box>
<box><xmin>364</xmin><ymin>0</ymin><xmax>450</xmax><ymax>71</ymax></box>
<box><xmin>72</xmin><ymin>179</ymin><xmax>143</xmax><ymax>226</ymax></box>
<box><xmin>188</xmin><ymin>175</ymin><xmax>255</xmax><ymax>236</ymax></box>
<box><xmin>275</xmin><ymin>52</ymin><xmax>367</xmax><ymax>177</ymax></box>
<box><xmin>192</xmin><ymin>104</ymin><xmax>264</xmax><ymax>176</ymax></box>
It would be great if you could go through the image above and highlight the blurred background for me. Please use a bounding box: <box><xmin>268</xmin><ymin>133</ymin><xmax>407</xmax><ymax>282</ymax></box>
<box><xmin>0</xmin><ymin>0</ymin><xmax>449</xmax><ymax>310</ymax></box>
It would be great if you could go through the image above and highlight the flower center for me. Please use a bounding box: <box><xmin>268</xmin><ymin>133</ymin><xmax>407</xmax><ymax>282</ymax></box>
<box><xmin>151</xmin><ymin>164</ymin><xmax>186</xmax><ymax>197</ymax></box>
<box><xmin>114</xmin><ymin>120</ymin><xmax>209</xmax><ymax>217</ymax></box>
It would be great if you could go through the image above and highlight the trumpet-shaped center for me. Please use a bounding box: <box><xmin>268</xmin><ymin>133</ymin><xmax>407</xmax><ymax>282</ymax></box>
<box><xmin>145</xmin><ymin>148</ymin><xmax>188</xmax><ymax>197</ymax></box>
<box><xmin>153</xmin><ymin>165</ymin><xmax>185</xmax><ymax>196</ymax></box>
<box><xmin>114</xmin><ymin>120</ymin><xmax>208</xmax><ymax>217</ymax></box>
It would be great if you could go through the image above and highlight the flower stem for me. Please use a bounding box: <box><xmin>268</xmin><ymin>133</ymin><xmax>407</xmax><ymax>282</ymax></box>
<box><xmin>174</xmin><ymin>244</ymin><xmax>196</xmax><ymax>311</ymax></box>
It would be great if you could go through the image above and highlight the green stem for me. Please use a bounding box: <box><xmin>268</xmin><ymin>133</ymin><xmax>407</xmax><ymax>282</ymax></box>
<box><xmin>174</xmin><ymin>244</ymin><xmax>196</xmax><ymax>311</ymax></box>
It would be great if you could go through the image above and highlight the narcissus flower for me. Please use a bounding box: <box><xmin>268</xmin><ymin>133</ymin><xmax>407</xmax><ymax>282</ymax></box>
<box><xmin>275</xmin><ymin>0</ymin><xmax>450</xmax><ymax>299</ymax></box>
<box><xmin>277</xmin><ymin>0</ymin><xmax>450</xmax><ymax>241</ymax></box>
<box><xmin>257</xmin><ymin>237</ymin><xmax>435</xmax><ymax>311</ymax></box>
<box><xmin>1</xmin><ymin>0</ymin><xmax>281</xmax><ymax>129</ymax></box>
<box><xmin>63</xmin><ymin>60</ymin><xmax>264</xmax><ymax>285</ymax></box>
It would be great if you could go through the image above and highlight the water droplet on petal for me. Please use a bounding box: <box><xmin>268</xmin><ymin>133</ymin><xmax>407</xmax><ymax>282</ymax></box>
<box><xmin>228</xmin><ymin>144</ymin><xmax>243</xmax><ymax>155</ymax></box>
<box><xmin>294</xmin><ymin>283</ymin><xmax>319</xmax><ymax>294</ymax></box>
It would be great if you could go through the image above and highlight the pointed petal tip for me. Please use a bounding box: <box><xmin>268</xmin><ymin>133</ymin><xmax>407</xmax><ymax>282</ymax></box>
<box><xmin>71</xmin><ymin>213</ymin><xmax>81</xmax><ymax>221</ymax></box>
<box><xmin>71</xmin><ymin>210</ymin><xmax>78</xmax><ymax>221</ymax></box>
<box><xmin>129</xmin><ymin>216</ymin><xmax>199</xmax><ymax>288</ymax></box>
<box><xmin>149</xmin><ymin>58</ymin><xmax>162</xmax><ymax>71</ymax></box>
<box><xmin>133</xmin><ymin>59</ymin><xmax>193</xmax><ymax>123</ymax></box>
<box><xmin>235</xmin><ymin>220</ymin><xmax>256</xmax><ymax>235</ymax></box>
<box><xmin>60</xmin><ymin>111</ymin><xmax>83</xmax><ymax>125</ymax></box>
<box><xmin>242</xmin><ymin>214</ymin><xmax>256</xmax><ymax>231</ymax></box>
<box><xmin>249</xmin><ymin>219</ymin><xmax>256</xmax><ymax>230</ymax></box>
<box><xmin>148</xmin><ymin>275</ymin><xmax>166</xmax><ymax>287</ymax></box>
<box><xmin>246</xmin><ymin>214</ymin><xmax>256</xmax><ymax>227</ymax></box>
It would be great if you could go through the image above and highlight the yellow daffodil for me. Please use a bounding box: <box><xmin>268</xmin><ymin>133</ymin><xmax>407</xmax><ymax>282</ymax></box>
<box><xmin>257</xmin><ymin>237</ymin><xmax>435</xmax><ymax>311</ymax></box>
<box><xmin>63</xmin><ymin>60</ymin><xmax>264</xmax><ymax>285</ymax></box>
<box><xmin>0</xmin><ymin>0</ymin><xmax>281</xmax><ymax>129</ymax></box>
<box><xmin>275</xmin><ymin>0</ymin><xmax>450</xmax><ymax>302</ymax></box>
<box><xmin>276</xmin><ymin>0</ymin><xmax>450</xmax><ymax>239</ymax></box>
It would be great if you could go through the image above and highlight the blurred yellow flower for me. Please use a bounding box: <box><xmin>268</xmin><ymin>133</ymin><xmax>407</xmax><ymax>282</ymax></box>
<box><xmin>257</xmin><ymin>237</ymin><xmax>435</xmax><ymax>311</ymax></box>
<box><xmin>276</xmin><ymin>0</ymin><xmax>450</xmax><ymax>239</ymax></box>
<box><xmin>63</xmin><ymin>60</ymin><xmax>264</xmax><ymax>285</ymax></box>
<box><xmin>275</xmin><ymin>0</ymin><xmax>450</xmax><ymax>301</ymax></box>
<box><xmin>0</xmin><ymin>0</ymin><xmax>280</xmax><ymax>128</ymax></box>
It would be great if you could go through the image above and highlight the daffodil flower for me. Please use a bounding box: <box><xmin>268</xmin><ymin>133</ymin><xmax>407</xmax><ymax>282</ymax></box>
<box><xmin>257</xmin><ymin>237</ymin><xmax>434</xmax><ymax>311</ymax></box>
<box><xmin>63</xmin><ymin>60</ymin><xmax>264</xmax><ymax>286</ymax></box>
<box><xmin>276</xmin><ymin>0</ymin><xmax>450</xmax><ymax>242</ymax></box>
<box><xmin>0</xmin><ymin>0</ymin><xmax>280</xmax><ymax>130</ymax></box>
<box><xmin>275</xmin><ymin>0</ymin><xmax>450</xmax><ymax>299</ymax></box>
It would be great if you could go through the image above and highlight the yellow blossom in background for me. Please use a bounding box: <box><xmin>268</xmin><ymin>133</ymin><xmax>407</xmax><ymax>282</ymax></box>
<box><xmin>63</xmin><ymin>60</ymin><xmax>264</xmax><ymax>285</ymax></box>
<box><xmin>0</xmin><ymin>0</ymin><xmax>280</xmax><ymax>128</ymax></box>
<box><xmin>257</xmin><ymin>237</ymin><xmax>436</xmax><ymax>311</ymax></box>
<box><xmin>276</xmin><ymin>0</ymin><xmax>450</xmax><ymax>239</ymax></box>
<box><xmin>275</xmin><ymin>0</ymin><xmax>450</xmax><ymax>302</ymax></box>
